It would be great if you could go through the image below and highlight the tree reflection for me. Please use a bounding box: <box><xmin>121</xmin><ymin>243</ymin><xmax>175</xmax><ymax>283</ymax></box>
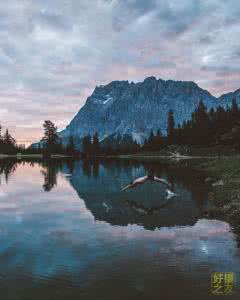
<box><xmin>41</xmin><ymin>167</ymin><xmax>57</xmax><ymax>191</ymax></box>
<box><xmin>0</xmin><ymin>159</ymin><xmax>18</xmax><ymax>184</ymax></box>
<box><xmin>82</xmin><ymin>159</ymin><xmax>99</xmax><ymax>178</ymax></box>
<box><xmin>0</xmin><ymin>158</ymin><xmax>64</xmax><ymax>192</ymax></box>
<box><xmin>41</xmin><ymin>160</ymin><xmax>63</xmax><ymax>191</ymax></box>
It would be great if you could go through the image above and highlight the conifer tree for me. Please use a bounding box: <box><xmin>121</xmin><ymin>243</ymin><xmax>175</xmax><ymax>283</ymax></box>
<box><xmin>81</xmin><ymin>135</ymin><xmax>92</xmax><ymax>156</ymax></box>
<box><xmin>66</xmin><ymin>136</ymin><xmax>76</xmax><ymax>155</ymax></box>
<box><xmin>41</xmin><ymin>120</ymin><xmax>60</xmax><ymax>153</ymax></box>
<box><xmin>167</xmin><ymin>110</ymin><xmax>175</xmax><ymax>144</ymax></box>
<box><xmin>152</xmin><ymin>129</ymin><xmax>163</xmax><ymax>149</ymax></box>
<box><xmin>92</xmin><ymin>132</ymin><xmax>100</xmax><ymax>156</ymax></box>
<box><xmin>191</xmin><ymin>99</ymin><xmax>210</xmax><ymax>145</ymax></box>
<box><xmin>4</xmin><ymin>129</ymin><xmax>16</xmax><ymax>146</ymax></box>
<box><xmin>230</xmin><ymin>98</ymin><xmax>239</xmax><ymax>126</ymax></box>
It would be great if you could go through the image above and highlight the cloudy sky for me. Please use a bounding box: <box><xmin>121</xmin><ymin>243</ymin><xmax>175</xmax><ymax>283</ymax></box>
<box><xmin>0</xmin><ymin>0</ymin><xmax>240</xmax><ymax>144</ymax></box>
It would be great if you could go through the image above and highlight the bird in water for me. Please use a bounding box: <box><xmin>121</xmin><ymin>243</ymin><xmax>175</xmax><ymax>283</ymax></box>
<box><xmin>121</xmin><ymin>173</ymin><xmax>176</xmax><ymax>199</ymax></box>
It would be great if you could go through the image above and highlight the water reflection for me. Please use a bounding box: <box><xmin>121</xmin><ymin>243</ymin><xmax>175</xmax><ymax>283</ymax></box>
<box><xmin>41</xmin><ymin>160</ymin><xmax>63</xmax><ymax>191</ymax></box>
<box><xmin>0</xmin><ymin>158</ymin><xmax>18</xmax><ymax>183</ymax></box>
<box><xmin>65</xmin><ymin>160</ymin><xmax>211</xmax><ymax>230</ymax></box>
<box><xmin>0</xmin><ymin>158</ymin><xmax>63</xmax><ymax>192</ymax></box>
<box><xmin>0</xmin><ymin>158</ymin><xmax>211</xmax><ymax>230</ymax></box>
<box><xmin>0</xmin><ymin>159</ymin><xmax>240</xmax><ymax>299</ymax></box>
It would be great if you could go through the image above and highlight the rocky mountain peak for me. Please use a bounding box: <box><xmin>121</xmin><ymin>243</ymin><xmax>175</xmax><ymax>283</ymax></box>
<box><xmin>60</xmin><ymin>77</ymin><xmax>239</xmax><ymax>146</ymax></box>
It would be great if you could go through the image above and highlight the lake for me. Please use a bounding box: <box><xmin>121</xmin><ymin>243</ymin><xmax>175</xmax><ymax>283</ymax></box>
<box><xmin>0</xmin><ymin>159</ymin><xmax>239</xmax><ymax>299</ymax></box>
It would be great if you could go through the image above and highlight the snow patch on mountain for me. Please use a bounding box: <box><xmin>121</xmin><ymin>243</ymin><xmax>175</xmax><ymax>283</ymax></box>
<box><xmin>103</xmin><ymin>96</ymin><xmax>113</xmax><ymax>105</ymax></box>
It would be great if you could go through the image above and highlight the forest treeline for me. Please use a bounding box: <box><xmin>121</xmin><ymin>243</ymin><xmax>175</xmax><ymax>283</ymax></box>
<box><xmin>0</xmin><ymin>126</ymin><xmax>18</xmax><ymax>154</ymax></box>
<box><xmin>0</xmin><ymin>98</ymin><xmax>239</xmax><ymax>156</ymax></box>
<box><xmin>80</xmin><ymin>98</ymin><xmax>240</xmax><ymax>155</ymax></box>
<box><xmin>142</xmin><ymin>98</ymin><xmax>240</xmax><ymax>152</ymax></box>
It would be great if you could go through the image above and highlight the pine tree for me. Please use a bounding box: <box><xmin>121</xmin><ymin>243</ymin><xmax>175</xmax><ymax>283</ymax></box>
<box><xmin>92</xmin><ymin>132</ymin><xmax>100</xmax><ymax>156</ymax></box>
<box><xmin>0</xmin><ymin>124</ymin><xmax>2</xmax><ymax>151</ymax></box>
<box><xmin>41</xmin><ymin>120</ymin><xmax>60</xmax><ymax>153</ymax></box>
<box><xmin>230</xmin><ymin>98</ymin><xmax>239</xmax><ymax>126</ymax></box>
<box><xmin>215</xmin><ymin>106</ymin><xmax>228</xmax><ymax>138</ymax></box>
<box><xmin>231</xmin><ymin>98</ymin><xmax>238</xmax><ymax>113</ymax></box>
<box><xmin>167</xmin><ymin>110</ymin><xmax>175</xmax><ymax>144</ymax></box>
<box><xmin>66</xmin><ymin>135</ymin><xmax>76</xmax><ymax>155</ymax></box>
<box><xmin>1</xmin><ymin>129</ymin><xmax>16</xmax><ymax>154</ymax></box>
<box><xmin>148</xmin><ymin>130</ymin><xmax>155</xmax><ymax>150</ymax></box>
<box><xmin>81</xmin><ymin>135</ymin><xmax>92</xmax><ymax>156</ymax></box>
<box><xmin>4</xmin><ymin>129</ymin><xmax>16</xmax><ymax>146</ymax></box>
<box><xmin>191</xmin><ymin>99</ymin><xmax>210</xmax><ymax>145</ymax></box>
<box><xmin>155</xmin><ymin>129</ymin><xmax>164</xmax><ymax>149</ymax></box>
<box><xmin>209</xmin><ymin>108</ymin><xmax>215</xmax><ymax>122</ymax></box>
<box><xmin>192</xmin><ymin>99</ymin><xmax>208</xmax><ymax>125</ymax></box>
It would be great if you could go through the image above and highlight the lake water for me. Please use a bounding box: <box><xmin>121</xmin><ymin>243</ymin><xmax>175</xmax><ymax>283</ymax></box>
<box><xmin>0</xmin><ymin>159</ymin><xmax>239</xmax><ymax>299</ymax></box>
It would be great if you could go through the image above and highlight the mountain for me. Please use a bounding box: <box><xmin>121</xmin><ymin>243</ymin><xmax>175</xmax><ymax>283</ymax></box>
<box><xmin>218</xmin><ymin>88</ymin><xmax>240</xmax><ymax>103</ymax></box>
<box><xmin>59</xmin><ymin>76</ymin><xmax>240</xmax><ymax>145</ymax></box>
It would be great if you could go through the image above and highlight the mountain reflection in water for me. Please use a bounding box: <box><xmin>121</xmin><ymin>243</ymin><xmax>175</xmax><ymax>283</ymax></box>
<box><xmin>62</xmin><ymin>159</ymin><xmax>210</xmax><ymax>230</ymax></box>
<box><xmin>0</xmin><ymin>158</ymin><xmax>239</xmax><ymax>300</ymax></box>
<box><xmin>0</xmin><ymin>158</ymin><xmax>212</xmax><ymax>230</ymax></box>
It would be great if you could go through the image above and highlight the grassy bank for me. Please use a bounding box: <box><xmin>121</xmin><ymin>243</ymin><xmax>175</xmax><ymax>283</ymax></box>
<box><xmin>108</xmin><ymin>145</ymin><xmax>238</xmax><ymax>161</ymax></box>
<box><xmin>115</xmin><ymin>153</ymin><xmax>216</xmax><ymax>161</ymax></box>
<box><xmin>196</xmin><ymin>156</ymin><xmax>240</xmax><ymax>244</ymax></box>
<box><xmin>114</xmin><ymin>151</ymin><xmax>240</xmax><ymax>242</ymax></box>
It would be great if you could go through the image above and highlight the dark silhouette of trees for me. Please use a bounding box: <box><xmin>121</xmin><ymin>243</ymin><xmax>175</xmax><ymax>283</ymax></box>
<box><xmin>139</xmin><ymin>98</ymin><xmax>240</xmax><ymax>151</ymax></box>
<box><xmin>0</xmin><ymin>125</ymin><xmax>2</xmax><ymax>143</ymax></box>
<box><xmin>41</xmin><ymin>120</ymin><xmax>62</xmax><ymax>155</ymax></box>
<box><xmin>163</xmin><ymin>98</ymin><xmax>240</xmax><ymax>149</ymax></box>
<box><xmin>80</xmin><ymin>132</ymin><xmax>141</xmax><ymax>156</ymax></box>
<box><xmin>4</xmin><ymin>129</ymin><xmax>15</xmax><ymax>145</ymax></box>
<box><xmin>143</xmin><ymin>129</ymin><xmax>165</xmax><ymax>151</ymax></box>
<box><xmin>104</xmin><ymin>144</ymin><xmax>114</xmax><ymax>155</ymax></box>
<box><xmin>167</xmin><ymin>109</ymin><xmax>175</xmax><ymax>144</ymax></box>
<box><xmin>117</xmin><ymin>135</ymin><xmax>140</xmax><ymax>154</ymax></box>
<box><xmin>227</xmin><ymin>98</ymin><xmax>239</xmax><ymax>132</ymax></box>
<box><xmin>146</xmin><ymin>130</ymin><xmax>155</xmax><ymax>150</ymax></box>
<box><xmin>0</xmin><ymin>125</ymin><xmax>17</xmax><ymax>154</ymax></box>
<box><xmin>231</xmin><ymin>98</ymin><xmax>239</xmax><ymax>120</ymax></box>
<box><xmin>155</xmin><ymin>129</ymin><xmax>164</xmax><ymax>148</ymax></box>
<box><xmin>190</xmin><ymin>99</ymin><xmax>211</xmax><ymax>145</ymax></box>
<box><xmin>66</xmin><ymin>135</ymin><xmax>76</xmax><ymax>156</ymax></box>
<box><xmin>92</xmin><ymin>132</ymin><xmax>100</xmax><ymax>156</ymax></box>
<box><xmin>81</xmin><ymin>135</ymin><xmax>92</xmax><ymax>156</ymax></box>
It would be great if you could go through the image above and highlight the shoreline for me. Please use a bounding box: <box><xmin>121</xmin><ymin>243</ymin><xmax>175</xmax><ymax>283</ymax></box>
<box><xmin>0</xmin><ymin>154</ymin><xmax>73</xmax><ymax>159</ymax></box>
<box><xmin>0</xmin><ymin>152</ymin><xmax>236</xmax><ymax>161</ymax></box>
<box><xmin>114</xmin><ymin>154</ymin><xmax>221</xmax><ymax>160</ymax></box>
<box><xmin>194</xmin><ymin>156</ymin><xmax>240</xmax><ymax>241</ymax></box>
